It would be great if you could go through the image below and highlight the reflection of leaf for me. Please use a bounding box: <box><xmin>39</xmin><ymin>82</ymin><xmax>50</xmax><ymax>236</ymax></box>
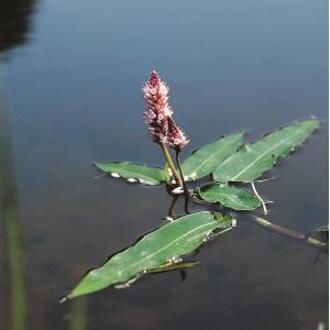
<box><xmin>213</xmin><ymin>120</ymin><xmax>319</xmax><ymax>183</ymax></box>
<box><xmin>66</xmin><ymin>211</ymin><xmax>233</xmax><ymax>299</ymax></box>
<box><xmin>94</xmin><ymin>162</ymin><xmax>165</xmax><ymax>185</ymax></box>
<box><xmin>198</xmin><ymin>184</ymin><xmax>261</xmax><ymax>211</ymax></box>
<box><xmin>181</xmin><ymin>132</ymin><xmax>244</xmax><ymax>181</ymax></box>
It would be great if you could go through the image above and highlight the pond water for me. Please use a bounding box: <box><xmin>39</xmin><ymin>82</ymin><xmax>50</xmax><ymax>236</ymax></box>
<box><xmin>0</xmin><ymin>0</ymin><xmax>328</xmax><ymax>329</ymax></box>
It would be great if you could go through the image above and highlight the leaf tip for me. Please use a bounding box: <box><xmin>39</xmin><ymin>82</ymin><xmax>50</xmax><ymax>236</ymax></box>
<box><xmin>93</xmin><ymin>162</ymin><xmax>103</xmax><ymax>170</ymax></box>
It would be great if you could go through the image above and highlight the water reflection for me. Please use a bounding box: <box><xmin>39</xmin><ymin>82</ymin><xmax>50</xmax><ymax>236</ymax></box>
<box><xmin>0</xmin><ymin>78</ymin><xmax>26</xmax><ymax>330</ymax></box>
<box><xmin>0</xmin><ymin>1</ymin><xmax>37</xmax><ymax>328</ymax></box>
<box><xmin>0</xmin><ymin>2</ymin><xmax>88</xmax><ymax>330</ymax></box>
<box><xmin>0</xmin><ymin>76</ymin><xmax>87</xmax><ymax>329</ymax></box>
<box><xmin>0</xmin><ymin>0</ymin><xmax>38</xmax><ymax>57</ymax></box>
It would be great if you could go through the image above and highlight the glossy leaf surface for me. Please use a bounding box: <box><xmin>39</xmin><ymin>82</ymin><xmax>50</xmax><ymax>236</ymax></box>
<box><xmin>213</xmin><ymin>120</ymin><xmax>319</xmax><ymax>183</ymax></box>
<box><xmin>67</xmin><ymin>211</ymin><xmax>232</xmax><ymax>299</ymax></box>
<box><xmin>181</xmin><ymin>132</ymin><xmax>244</xmax><ymax>181</ymax></box>
<box><xmin>198</xmin><ymin>184</ymin><xmax>261</xmax><ymax>210</ymax></box>
<box><xmin>94</xmin><ymin>162</ymin><xmax>165</xmax><ymax>185</ymax></box>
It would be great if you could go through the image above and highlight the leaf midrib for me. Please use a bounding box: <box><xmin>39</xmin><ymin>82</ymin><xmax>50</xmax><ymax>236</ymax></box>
<box><xmin>185</xmin><ymin>138</ymin><xmax>238</xmax><ymax>176</ymax></box>
<box><xmin>229</xmin><ymin>127</ymin><xmax>306</xmax><ymax>181</ymax></box>
<box><xmin>205</xmin><ymin>190</ymin><xmax>253</xmax><ymax>209</ymax></box>
<box><xmin>127</xmin><ymin>220</ymin><xmax>218</xmax><ymax>271</ymax></box>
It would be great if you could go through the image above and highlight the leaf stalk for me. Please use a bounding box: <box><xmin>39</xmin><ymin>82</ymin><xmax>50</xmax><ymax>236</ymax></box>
<box><xmin>175</xmin><ymin>149</ymin><xmax>190</xmax><ymax>213</ymax></box>
<box><xmin>160</xmin><ymin>142</ymin><xmax>182</xmax><ymax>186</ymax></box>
<box><xmin>252</xmin><ymin>216</ymin><xmax>328</xmax><ymax>251</ymax></box>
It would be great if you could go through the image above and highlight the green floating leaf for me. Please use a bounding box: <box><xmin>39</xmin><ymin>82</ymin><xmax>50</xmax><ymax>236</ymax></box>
<box><xmin>181</xmin><ymin>132</ymin><xmax>244</xmax><ymax>181</ymax></box>
<box><xmin>213</xmin><ymin>119</ymin><xmax>319</xmax><ymax>183</ymax></box>
<box><xmin>198</xmin><ymin>184</ymin><xmax>261</xmax><ymax>211</ymax></box>
<box><xmin>66</xmin><ymin>211</ymin><xmax>233</xmax><ymax>299</ymax></box>
<box><xmin>94</xmin><ymin>162</ymin><xmax>165</xmax><ymax>186</ymax></box>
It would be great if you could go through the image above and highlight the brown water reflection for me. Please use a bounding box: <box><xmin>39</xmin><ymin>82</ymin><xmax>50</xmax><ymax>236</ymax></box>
<box><xmin>0</xmin><ymin>0</ymin><xmax>328</xmax><ymax>329</ymax></box>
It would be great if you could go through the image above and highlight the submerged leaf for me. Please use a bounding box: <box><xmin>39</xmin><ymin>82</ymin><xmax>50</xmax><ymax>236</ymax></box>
<box><xmin>181</xmin><ymin>132</ymin><xmax>244</xmax><ymax>181</ymax></box>
<box><xmin>94</xmin><ymin>162</ymin><xmax>165</xmax><ymax>185</ymax></box>
<box><xmin>66</xmin><ymin>211</ymin><xmax>233</xmax><ymax>299</ymax></box>
<box><xmin>198</xmin><ymin>184</ymin><xmax>261</xmax><ymax>211</ymax></box>
<box><xmin>213</xmin><ymin>120</ymin><xmax>319</xmax><ymax>183</ymax></box>
<box><xmin>148</xmin><ymin>261</ymin><xmax>200</xmax><ymax>273</ymax></box>
<box><xmin>308</xmin><ymin>225</ymin><xmax>329</xmax><ymax>243</ymax></box>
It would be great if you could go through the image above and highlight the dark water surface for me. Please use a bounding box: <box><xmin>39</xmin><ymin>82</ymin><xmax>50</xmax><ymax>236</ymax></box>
<box><xmin>0</xmin><ymin>0</ymin><xmax>328</xmax><ymax>329</ymax></box>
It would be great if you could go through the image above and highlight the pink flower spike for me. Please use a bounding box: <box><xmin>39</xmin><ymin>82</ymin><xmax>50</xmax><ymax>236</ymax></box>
<box><xmin>143</xmin><ymin>70</ymin><xmax>189</xmax><ymax>150</ymax></box>
<box><xmin>143</xmin><ymin>71</ymin><xmax>172</xmax><ymax>144</ymax></box>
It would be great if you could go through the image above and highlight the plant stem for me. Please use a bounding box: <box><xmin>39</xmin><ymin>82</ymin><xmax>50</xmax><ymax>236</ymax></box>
<box><xmin>175</xmin><ymin>150</ymin><xmax>190</xmax><ymax>214</ymax></box>
<box><xmin>160</xmin><ymin>142</ymin><xmax>182</xmax><ymax>186</ymax></box>
<box><xmin>168</xmin><ymin>195</ymin><xmax>179</xmax><ymax>218</ymax></box>
<box><xmin>252</xmin><ymin>216</ymin><xmax>328</xmax><ymax>251</ymax></box>
<box><xmin>251</xmin><ymin>181</ymin><xmax>268</xmax><ymax>215</ymax></box>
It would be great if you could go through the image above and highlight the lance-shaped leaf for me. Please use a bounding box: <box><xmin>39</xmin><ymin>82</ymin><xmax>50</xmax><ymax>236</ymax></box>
<box><xmin>66</xmin><ymin>211</ymin><xmax>233</xmax><ymax>299</ymax></box>
<box><xmin>94</xmin><ymin>162</ymin><xmax>165</xmax><ymax>185</ymax></box>
<box><xmin>213</xmin><ymin>119</ymin><xmax>319</xmax><ymax>183</ymax></box>
<box><xmin>198</xmin><ymin>184</ymin><xmax>261</xmax><ymax>211</ymax></box>
<box><xmin>181</xmin><ymin>132</ymin><xmax>244</xmax><ymax>181</ymax></box>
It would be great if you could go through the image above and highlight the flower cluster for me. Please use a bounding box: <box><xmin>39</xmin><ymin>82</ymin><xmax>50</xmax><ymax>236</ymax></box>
<box><xmin>143</xmin><ymin>71</ymin><xmax>189</xmax><ymax>150</ymax></box>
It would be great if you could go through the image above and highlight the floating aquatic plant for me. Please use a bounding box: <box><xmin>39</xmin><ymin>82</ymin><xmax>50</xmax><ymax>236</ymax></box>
<box><xmin>65</xmin><ymin>71</ymin><xmax>327</xmax><ymax>300</ymax></box>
